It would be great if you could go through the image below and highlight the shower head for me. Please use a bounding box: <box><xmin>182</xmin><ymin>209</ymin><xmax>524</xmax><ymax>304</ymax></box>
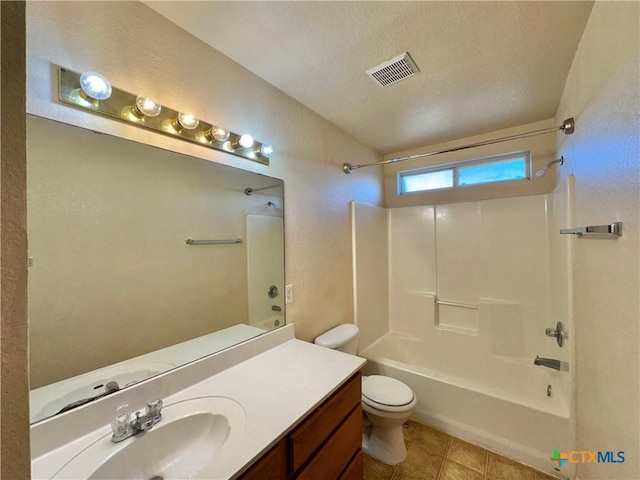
<box><xmin>535</xmin><ymin>156</ymin><xmax>564</xmax><ymax>177</ymax></box>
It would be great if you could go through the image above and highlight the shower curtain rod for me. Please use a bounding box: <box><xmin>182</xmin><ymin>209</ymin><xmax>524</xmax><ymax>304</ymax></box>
<box><xmin>342</xmin><ymin>117</ymin><xmax>575</xmax><ymax>174</ymax></box>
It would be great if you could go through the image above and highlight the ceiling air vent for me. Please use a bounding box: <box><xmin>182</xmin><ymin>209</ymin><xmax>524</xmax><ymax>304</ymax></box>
<box><xmin>367</xmin><ymin>52</ymin><xmax>420</xmax><ymax>87</ymax></box>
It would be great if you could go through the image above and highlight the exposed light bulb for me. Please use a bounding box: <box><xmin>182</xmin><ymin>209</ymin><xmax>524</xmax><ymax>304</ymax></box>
<box><xmin>207</xmin><ymin>124</ymin><xmax>230</xmax><ymax>142</ymax></box>
<box><xmin>79</xmin><ymin>71</ymin><xmax>112</xmax><ymax>100</ymax></box>
<box><xmin>177</xmin><ymin>112</ymin><xmax>199</xmax><ymax>130</ymax></box>
<box><xmin>238</xmin><ymin>134</ymin><xmax>254</xmax><ymax>149</ymax></box>
<box><xmin>259</xmin><ymin>144</ymin><xmax>274</xmax><ymax>158</ymax></box>
<box><xmin>135</xmin><ymin>95</ymin><xmax>162</xmax><ymax>117</ymax></box>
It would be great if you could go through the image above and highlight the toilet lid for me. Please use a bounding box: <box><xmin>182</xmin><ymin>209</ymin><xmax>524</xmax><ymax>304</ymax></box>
<box><xmin>362</xmin><ymin>375</ymin><xmax>414</xmax><ymax>407</ymax></box>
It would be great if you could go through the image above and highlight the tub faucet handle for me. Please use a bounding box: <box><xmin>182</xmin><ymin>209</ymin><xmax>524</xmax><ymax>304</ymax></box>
<box><xmin>545</xmin><ymin>322</ymin><xmax>568</xmax><ymax>347</ymax></box>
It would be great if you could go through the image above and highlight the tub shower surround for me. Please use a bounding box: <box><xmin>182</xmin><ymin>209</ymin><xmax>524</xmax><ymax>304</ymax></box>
<box><xmin>352</xmin><ymin>184</ymin><xmax>573</xmax><ymax>477</ymax></box>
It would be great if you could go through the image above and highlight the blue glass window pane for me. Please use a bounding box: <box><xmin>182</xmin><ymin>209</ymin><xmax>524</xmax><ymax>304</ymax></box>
<box><xmin>402</xmin><ymin>169</ymin><xmax>454</xmax><ymax>193</ymax></box>
<box><xmin>458</xmin><ymin>158</ymin><xmax>527</xmax><ymax>186</ymax></box>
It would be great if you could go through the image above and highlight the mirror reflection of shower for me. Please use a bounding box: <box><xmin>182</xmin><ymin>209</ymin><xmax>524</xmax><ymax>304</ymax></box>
<box><xmin>535</xmin><ymin>156</ymin><xmax>564</xmax><ymax>177</ymax></box>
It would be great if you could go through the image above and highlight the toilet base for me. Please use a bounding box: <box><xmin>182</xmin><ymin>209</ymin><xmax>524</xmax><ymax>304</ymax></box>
<box><xmin>362</xmin><ymin>423</ymin><xmax>407</xmax><ymax>465</ymax></box>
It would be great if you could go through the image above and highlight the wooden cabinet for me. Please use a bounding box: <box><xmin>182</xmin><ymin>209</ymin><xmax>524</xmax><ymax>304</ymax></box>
<box><xmin>239</xmin><ymin>372</ymin><xmax>362</xmax><ymax>480</ymax></box>
<box><xmin>239</xmin><ymin>439</ymin><xmax>288</xmax><ymax>480</ymax></box>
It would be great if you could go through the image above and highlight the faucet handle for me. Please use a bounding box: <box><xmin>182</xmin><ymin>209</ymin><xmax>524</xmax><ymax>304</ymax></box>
<box><xmin>111</xmin><ymin>412</ymin><xmax>131</xmax><ymax>439</ymax></box>
<box><xmin>146</xmin><ymin>399</ymin><xmax>163</xmax><ymax>419</ymax></box>
<box><xmin>545</xmin><ymin>322</ymin><xmax>568</xmax><ymax>347</ymax></box>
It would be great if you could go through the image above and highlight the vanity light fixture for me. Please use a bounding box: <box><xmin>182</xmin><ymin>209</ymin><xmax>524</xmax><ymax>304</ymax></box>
<box><xmin>79</xmin><ymin>71</ymin><xmax>112</xmax><ymax>101</ymax></box>
<box><xmin>176</xmin><ymin>112</ymin><xmax>200</xmax><ymax>130</ymax></box>
<box><xmin>235</xmin><ymin>134</ymin><xmax>255</xmax><ymax>149</ymax></box>
<box><xmin>205</xmin><ymin>124</ymin><xmax>231</xmax><ymax>142</ymax></box>
<box><xmin>58</xmin><ymin>67</ymin><xmax>273</xmax><ymax>166</ymax></box>
<box><xmin>68</xmin><ymin>71</ymin><xmax>112</xmax><ymax>109</ymax></box>
<box><xmin>123</xmin><ymin>95</ymin><xmax>162</xmax><ymax>122</ymax></box>
<box><xmin>134</xmin><ymin>96</ymin><xmax>162</xmax><ymax>117</ymax></box>
<box><xmin>259</xmin><ymin>144</ymin><xmax>274</xmax><ymax>159</ymax></box>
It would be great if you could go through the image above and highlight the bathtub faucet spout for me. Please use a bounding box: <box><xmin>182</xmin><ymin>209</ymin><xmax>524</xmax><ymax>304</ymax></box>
<box><xmin>534</xmin><ymin>356</ymin><xmax>569</xmax><ymax>371</ymax></box>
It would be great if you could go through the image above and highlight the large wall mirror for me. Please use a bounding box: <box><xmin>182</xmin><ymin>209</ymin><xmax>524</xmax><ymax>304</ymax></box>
<box><xmin>27</xmin><ymin>115</ymin><xmax>285</xmax><ymax>423</ymax></box>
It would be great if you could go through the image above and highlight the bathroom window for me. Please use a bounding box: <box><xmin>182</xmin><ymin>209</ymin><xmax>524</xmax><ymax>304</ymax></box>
<box><xmin>398</xmin><ymin>151</ymin><xmax>530</xmax><ymax>194</ymax></box>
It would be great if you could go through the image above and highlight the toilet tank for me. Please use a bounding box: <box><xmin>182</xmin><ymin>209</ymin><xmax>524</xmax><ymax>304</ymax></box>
<box><xmin>314</xmin><ymin>324</ymin><xmax>359</xmax><ymax>355</ymax></box>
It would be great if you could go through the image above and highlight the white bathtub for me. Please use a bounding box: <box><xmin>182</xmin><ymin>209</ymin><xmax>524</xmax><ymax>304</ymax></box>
<box><xmin>360</xmin><ymin>332</ymin><xmax>574</xmax><ymax>478</ymax></box>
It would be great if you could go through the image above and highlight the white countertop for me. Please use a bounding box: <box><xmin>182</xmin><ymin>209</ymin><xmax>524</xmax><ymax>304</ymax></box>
<box><xmin>31</xmin><ymin>327</ymin><xmax>366</xmax><ymax>479</ymax></box>
<box><xmin>190</xmin><ymin>338</ymin><xmax>365</xmax><ymax>478</ymax></box>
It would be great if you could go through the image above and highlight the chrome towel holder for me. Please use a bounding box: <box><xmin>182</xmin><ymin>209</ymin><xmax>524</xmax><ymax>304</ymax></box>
<box><xmin>560</xmin><ymin>222</ymin><xmax>622</xmax><ymax>237</ymax></box>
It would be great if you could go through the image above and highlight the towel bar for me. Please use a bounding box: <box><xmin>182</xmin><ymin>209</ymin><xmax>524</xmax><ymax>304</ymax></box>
<box><xmin>560</xmin><ymin>222</ymin><xmax>622</xmax><ymax>237</ymax></box>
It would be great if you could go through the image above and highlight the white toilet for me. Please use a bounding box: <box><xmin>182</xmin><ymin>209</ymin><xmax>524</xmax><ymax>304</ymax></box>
<box><xmin>314</xmin><ymin>324</ymin><xmax>417</xmax><ymax>465</ymax></box>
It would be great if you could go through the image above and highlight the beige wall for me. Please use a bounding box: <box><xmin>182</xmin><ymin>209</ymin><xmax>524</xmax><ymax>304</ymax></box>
<box><xmin>28</xmin><ymin>117</ymin><xmax>284</xmax><ymax>388</ymax></box>
<box><xmin>26</xmin><ymin>1</ymin><xmax>384</xmax><ymax>352</ymax></box>
<box><xmin>383</xmin><ymin>118</ymin><xmax>558</xmax><ymax>207</ymax></box>
<box><xmin>555</xmin><ymin>2</ymin><xmax>639</xmax><ymax>479</ymax></box>
<box><xmin>1</xmin><ymin>2</ymin><xmax>31</xmax><ymax>478</ymax></box>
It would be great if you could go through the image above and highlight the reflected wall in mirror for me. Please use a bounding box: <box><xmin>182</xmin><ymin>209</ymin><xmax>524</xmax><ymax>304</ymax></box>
<box><xmin>27</xmin><ymin>115</ymin><xmax>284</xmax><ymax>423</ymax></box>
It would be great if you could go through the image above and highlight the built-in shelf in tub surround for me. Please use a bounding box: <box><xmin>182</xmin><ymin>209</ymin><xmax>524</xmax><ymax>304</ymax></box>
<box><xmin>31</xmin><ymin>324</ymin><xmax>366</xmax><ymax>479</ymax></box>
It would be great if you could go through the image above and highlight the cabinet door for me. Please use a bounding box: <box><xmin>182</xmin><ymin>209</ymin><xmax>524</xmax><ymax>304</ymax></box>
<box><xmin>239</xmin><ymin>439</ymin><xmax>288</xmax><ymax>480</ymax></box>
<box><xmin>296</xmin><ymin>405</ymin><xmax>362</xmax><ymax>480</ymax></box>
<box><xmin>289</xmin><ymin>373</ymin><xmax>361</xmax><ymax>474</ymax></box>
<box><xmin>339</xmin><ymin>450</ymin><xmax>363</xmax><ymax>480</ymax></box>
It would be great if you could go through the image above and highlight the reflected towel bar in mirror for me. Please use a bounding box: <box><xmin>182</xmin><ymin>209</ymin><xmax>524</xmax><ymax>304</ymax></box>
<box><xmin>185</xmin><ymin>238</ymin><xmax>243</xmax><ymax>245</ymax></box>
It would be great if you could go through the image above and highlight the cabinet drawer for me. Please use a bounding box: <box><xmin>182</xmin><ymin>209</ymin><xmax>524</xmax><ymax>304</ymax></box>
<box><xmin>295</xmin><ymin>405</ymin><xmax>362</xmax><ymax>480</ymax></box>
<box><xmin>339</xmin><ymin>450</ymin><xmax>363</xmax><ymax>480</ymax></box>
<box><xmin>239</xmin><ymin>439</ymin><xmax>287</xmax><ymax>480</ymax></box>
<box><xmin>289</xmin><ymin>373</ymin><xmax>361</xmax><ymax>473</ymax></box>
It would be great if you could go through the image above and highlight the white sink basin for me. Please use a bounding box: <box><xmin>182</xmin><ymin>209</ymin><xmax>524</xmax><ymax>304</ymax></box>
<box><xmin>52</xmin><ymin>396</ymin><xmax>245</xmax><ymax>480</ymax></box>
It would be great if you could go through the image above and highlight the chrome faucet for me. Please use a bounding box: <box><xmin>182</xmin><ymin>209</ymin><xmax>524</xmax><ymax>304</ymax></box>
<box><xmin>111</xmin><ymin>399</ymin><xmax>163</xmax><ymax>443</ymax></box>
<box><xmin>534</xmin><ymin>356</ymin><xmax>569</xmax><ymax>372</ymax></box>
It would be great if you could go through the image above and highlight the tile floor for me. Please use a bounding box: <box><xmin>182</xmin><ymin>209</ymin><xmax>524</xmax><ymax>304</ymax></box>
<box><xmin>363</xmin><ymin>421</ymin><xmax>560</xmax><ymax>480</ymax></box>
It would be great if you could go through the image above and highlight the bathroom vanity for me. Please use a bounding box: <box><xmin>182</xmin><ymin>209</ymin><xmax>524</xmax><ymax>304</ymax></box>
<box><xmin>240</xmin><ymin>372</ymin><xmax>362</xmax><ymax>479</ymax></box>
<box><xmin>30</xmin><ymin>324</ymin><xmax>366</xmax><ymax>479</ymax></box>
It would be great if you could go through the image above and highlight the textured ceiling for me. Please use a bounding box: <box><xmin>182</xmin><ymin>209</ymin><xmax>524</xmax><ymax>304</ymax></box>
<box><xmin>145</xmin><ymin>1</ymin><xmax>593</xmax><ymax>154</ymax></box>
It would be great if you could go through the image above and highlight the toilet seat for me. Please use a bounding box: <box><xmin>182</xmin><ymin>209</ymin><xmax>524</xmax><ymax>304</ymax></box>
<box><xmin>362</xmin><ymin>375</ymin><xmax>415</xmax><ymax>412</ymax></box>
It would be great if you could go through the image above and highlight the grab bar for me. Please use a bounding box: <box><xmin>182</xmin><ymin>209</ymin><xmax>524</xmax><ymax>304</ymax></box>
<box><xmin>560</xmin><ymin>222</ymin><xmax>622</xmax><ymax>237</ymax></box>
<box><xmin>185</xmin><ymin>238</ymin><xmax>243</xmax><ymax>245</ymax></box>
<box><xmin>435</xmin><ymin>299</ymin><xmax>479</xmax><ymax>310</ymax></box>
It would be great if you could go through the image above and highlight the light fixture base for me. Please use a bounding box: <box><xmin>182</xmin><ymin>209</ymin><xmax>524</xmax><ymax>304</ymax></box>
<box><xmin>58</xmin><ymin>67</ymin><xmax>271</xmax><ymax>166</ymax></box>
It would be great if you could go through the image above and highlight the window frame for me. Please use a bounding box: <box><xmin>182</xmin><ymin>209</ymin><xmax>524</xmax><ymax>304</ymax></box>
<box><xmin>397</xmin><ymin>150</ymin><xmax>531</xmax><ymax>195</ymax></box>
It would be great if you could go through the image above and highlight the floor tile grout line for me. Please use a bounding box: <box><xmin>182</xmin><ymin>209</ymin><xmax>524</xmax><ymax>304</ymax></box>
<box><xmin>484</xmin><ymin>450</ymin><xmax>490</xmax><ymax>480</ymax></box>
<box><xmin>390</xmin><ymin>463</ymin><xmax>398</xmax><ymax>480</ymax></box>
<box><xmin>436</xmin><ymin>435</ymin><xmax>453</xmax><ymax>480</ymax></box>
